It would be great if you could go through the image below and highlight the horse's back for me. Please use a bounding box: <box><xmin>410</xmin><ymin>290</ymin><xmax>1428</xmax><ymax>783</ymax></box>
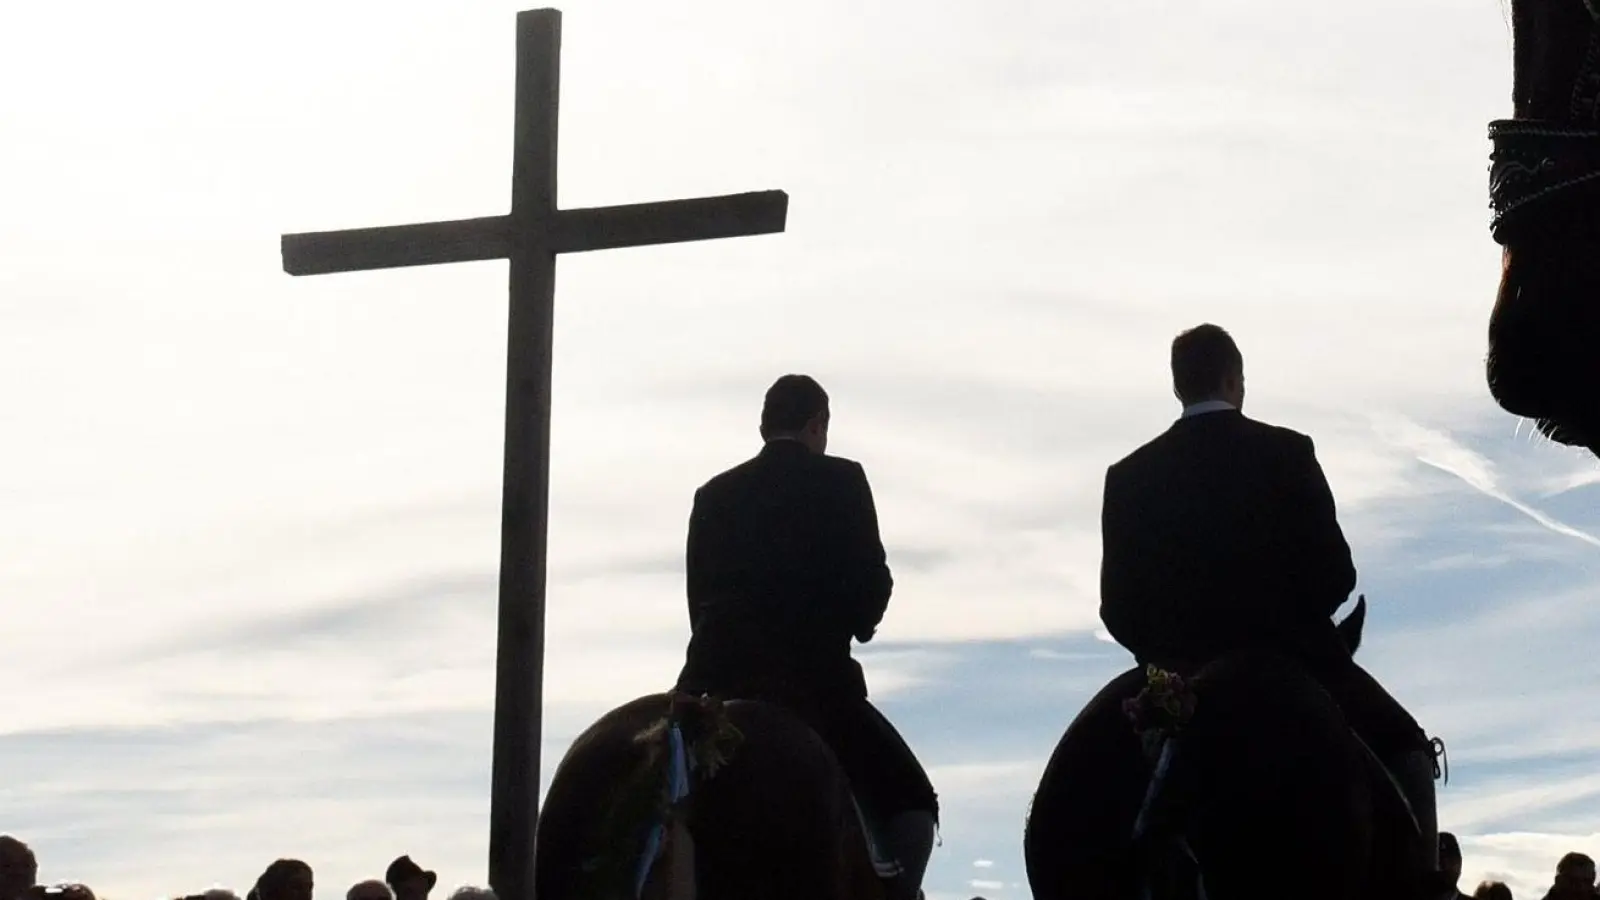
<box><xmin>1177</xmin><ymin>652</ymin><xmax>1375</xmax><ymax>897</ymax></box>
<box><xmin>694</xmin><ymin>699</ymin><xmax>871</xmax><ymax>897</ymax></box>
<box><xmin>1027</xmin><ymin>654</ymin><xmax>1383</xmax><ymax>900</ymax></box>
<box><xmin>534</xmin><ymin>693</ymin><xmax>677</xmax><ymax>900</ymax></box>
<box><xmin>1024</xmin><ymin>665</ymin><xmax>1150</xmax><ymax>900</ymax></box>
<box><xmin>534</xmin><ymin>692</ymin><xmax>874</xmax><ymax>900</ymax></box>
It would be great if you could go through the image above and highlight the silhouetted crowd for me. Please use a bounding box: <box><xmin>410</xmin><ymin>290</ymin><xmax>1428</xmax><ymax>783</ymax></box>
<box><xmin>0</xmin><ymin>837</ymin><xmax>491</xmax><ymax>900</ymax></box>
<box><xmin>1440</xmin><ymin>832</ymin><xmax>1600</xmax><ymax>900</ymax></box>
<box><xmin>5</xmin><ymin>827</ymin><xmax>1600</xmax><ymax>899</ymax></box>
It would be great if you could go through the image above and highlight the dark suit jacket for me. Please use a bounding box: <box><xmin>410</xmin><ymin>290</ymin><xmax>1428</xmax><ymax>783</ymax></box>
<box><xmin>1099</xmin><ymin>408</ymin><xmax>1357</xmax><ymax>671</ymax></box>
<box><xmin>675</xmin><ymin>439</ymin><xmax>894</xmax><ymax>700</ymax></box>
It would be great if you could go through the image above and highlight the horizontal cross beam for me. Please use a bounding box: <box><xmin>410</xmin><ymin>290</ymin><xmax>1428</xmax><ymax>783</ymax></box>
<box><xmin>280</xmin><ymin>190</ymin><xmax>788</xmax><ymax>276</ymax></box>
<box><xmin>550</xmin><ymin>190</ymin><xmax>788</xmax><ymax>254</ymax></box>
<box><xmin>282</xmin><ymin>216</ymin><xmax>509</xmax><ymax>276</ymax></box>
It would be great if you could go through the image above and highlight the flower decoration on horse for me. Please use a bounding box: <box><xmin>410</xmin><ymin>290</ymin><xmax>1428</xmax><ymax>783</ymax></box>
<box><xmin>581</xmin><ymin>693</ymin><xmax>745</xmax><ymax>900</ymax></box>
<box><xmin>1122</xmin><ymin>665</ymin><xmax>1199</xmax><ymax>760</ymax></box>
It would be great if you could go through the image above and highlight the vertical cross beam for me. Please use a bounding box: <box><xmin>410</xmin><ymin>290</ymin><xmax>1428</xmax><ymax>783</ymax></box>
<box><xmin>494</xmin><ymin>12</ymin><xmax>559</xmax><ymax>900</ymax></box>
<box><xmin>276</xmin><ymin>9</ymin><xmax>787</xmax><ymax>900</ymax></box>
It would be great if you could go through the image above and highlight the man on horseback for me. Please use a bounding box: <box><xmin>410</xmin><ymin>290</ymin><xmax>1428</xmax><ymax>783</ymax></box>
<box><xmin>1097</xmin><ymin>323</ymin><xmax>1441</xmax><ymax>877</ymax></box>
<box><xmin>673</xmin><ymin>373</ymin><xmax>939</xmax><ymax>900</ymax></box>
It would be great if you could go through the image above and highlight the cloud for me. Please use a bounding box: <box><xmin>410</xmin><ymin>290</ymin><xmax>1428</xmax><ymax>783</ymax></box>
<box><xmin>1535</xmin><ymin>468</ymin><xmax>1600</xmax><ymax>499</ymax></box>
<box><xmin>2</xmin><ymin>638</ymin><xmax>1074</xmax><ymax>900</ymax></box>
<box><xmin>1455</xmin><ymin>831</ymin><xmax>1588</xmax><ymax>899</ymax></box>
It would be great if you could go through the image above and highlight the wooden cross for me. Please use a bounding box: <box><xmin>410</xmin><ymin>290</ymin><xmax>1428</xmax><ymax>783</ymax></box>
<box><xmin>278</xmin><ymin>10</ymin><xmax>787</xmax><ymax>900</ymax></box>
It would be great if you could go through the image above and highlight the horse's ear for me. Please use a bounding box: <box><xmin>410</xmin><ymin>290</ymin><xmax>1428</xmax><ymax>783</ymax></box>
<box><xmin>1336</xmin><ymin>594</ymin><xmax>1367</xmax><ymax>656</ymax></box>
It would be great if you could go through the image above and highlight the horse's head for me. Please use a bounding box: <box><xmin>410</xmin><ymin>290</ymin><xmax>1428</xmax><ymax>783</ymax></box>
<box><xmin>1488</xmin><ymin>0</ymin><xmax>1600</xmax><ymax>455</ymax></box>
<box><xmin>1336</xmin><ymin>594</ymin><xmax>1367</xmax><ymax>656</ymax></box>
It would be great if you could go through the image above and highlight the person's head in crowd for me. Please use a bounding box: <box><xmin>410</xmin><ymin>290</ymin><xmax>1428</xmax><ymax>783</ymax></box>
<box><xmin>1553</xmin><ymin>852</ymin><xmax>1596</xmax><ymax>899</ymax></box>
<box><xmin>254</xmin><ymin>860</ymin><xmax>313</xmax><ymax>900</ymax></box>
<box><xmin>1440</xmin><ymin>832</ymin><xmax>1464</xmax><ymax>889</ymax></box>
<box><xmin>0</xmin><ymin>837</ymin><xmax>36</xmax><ymax>900</ymax></box>
<box><xmin>1473</xmin><ymin>880</ymin><xmax>1513</xmax><ymax>900</ymax></box>
<box><xmin>384</xmin><ymin>856</ymin><xmax>437</xmax><ymax>900</ymax></box>
<box><xmin>347</xmin><ymin>880</ymin><xmax>393</xmax><ymax>900</ymax></box>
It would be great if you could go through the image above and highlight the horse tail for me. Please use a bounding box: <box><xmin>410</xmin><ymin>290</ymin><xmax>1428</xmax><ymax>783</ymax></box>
<box><xmin>616</xmin><ymin>693</ymin><xmax>743</xmax><ymax>900</ymax></box>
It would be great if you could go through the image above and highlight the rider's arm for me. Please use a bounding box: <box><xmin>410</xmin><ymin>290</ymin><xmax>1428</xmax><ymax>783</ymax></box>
<box><xmin>839</xmin><ymin>461</ymin><xmax>893</xmax><ymax>643</ymax></box>
<box><xmin>685</xmin><ymin>486</ymin><xmax>711</xmax><ymax>632</ymax></box>
<box><xmin>1285</xmin><ymin>434</ymin><xmax>1357</xmax><ymax>618</ymax></box>
<box><xmin>1098</xmin><ymin>463</ymin><xmax>1153</xmax><ymax>659</ymax></box>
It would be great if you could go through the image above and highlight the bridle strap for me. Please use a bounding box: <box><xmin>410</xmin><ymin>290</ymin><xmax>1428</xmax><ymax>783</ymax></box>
<box><xmin>1490</xmin><ymin>1</ymin><xmax>1600</xmax><ymax>244</ymax></box>
<box><xmin>1488</xmin><ymin>120</ymin><xmax>1600</xmax><ymax>243</ymax></box>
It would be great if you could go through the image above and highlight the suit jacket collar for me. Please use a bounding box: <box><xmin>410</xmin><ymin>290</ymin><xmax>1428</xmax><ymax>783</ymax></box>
<box><xmin>1170</xmin><ymin>407</ymin><xmax>1243</xmax><ymax>430</ymax></box>
<box><xmin>760</xmin><ymin>437</ymin><xmax>812</xmax><ymax>457</ymax></box>
<box><xmin>1180</xmin><ymin>399</ymin><xmax>1237</xmax><ymax>419</ymax></box>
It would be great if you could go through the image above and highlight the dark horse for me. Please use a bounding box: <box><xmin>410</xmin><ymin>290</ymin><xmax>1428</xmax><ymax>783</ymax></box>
<box><xmin>1487</xmin><ymin>0</ymin><xmax>1600</xmax><ymax>454</ymax></box>
<box><xmin>1024</xmin><ymin>598</ymin><xmax>1432</xmax><ymax>900</ymax></box>
<box><xmin>533</xmin><ymin>691</ymin><xmax>900</xmax><ymax>900</ymax></box>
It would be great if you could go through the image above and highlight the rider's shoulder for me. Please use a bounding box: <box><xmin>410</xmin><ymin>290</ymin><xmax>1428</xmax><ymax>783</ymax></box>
<box><xmin>1231</xmin><ymin>417</ymin><xmax>1324</xmax><ymax>469</ymax></box>
<box><xmin>696</xmin><ymin>456</ymin><xmax>758</xmax><ymax>495</ymax></box>
<box><xmin>1243</xmin><ymin>415</ymin><xmax>1316</xmax><ymax>451</ymax></box>
<box><xmin>697</xmin><ymin>450</ymin><xmax>865</xmax><ymax>493</ymax></box>
<box><xmin>815</xmin><ymin>451</ymin><xmax>870</xmax><ymax>481</ymax></box>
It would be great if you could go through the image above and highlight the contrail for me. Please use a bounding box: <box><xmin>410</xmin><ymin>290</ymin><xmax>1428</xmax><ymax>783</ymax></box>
<box><xmin>1415</xmin><ymin>456</ymin><xmax>1600</xmax><ymax>550</ymax></box>
<box><xmin>1374</xmin><ymin>412</ymin><xmax>1600</xmax><ymax>551</ymax></box>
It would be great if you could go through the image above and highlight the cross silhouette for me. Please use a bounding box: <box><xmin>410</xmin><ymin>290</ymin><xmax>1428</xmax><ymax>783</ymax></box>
<box><xmin>279</xmin><ymin>10</ymin><xmax>787</xmax><ymax>900</ymax></box>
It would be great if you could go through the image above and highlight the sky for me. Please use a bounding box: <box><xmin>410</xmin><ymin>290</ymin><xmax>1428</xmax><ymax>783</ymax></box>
<box><xmin>3</xmin><ymin>0</ymin><xmax>1599</xmax><ymax>897</ymax></box>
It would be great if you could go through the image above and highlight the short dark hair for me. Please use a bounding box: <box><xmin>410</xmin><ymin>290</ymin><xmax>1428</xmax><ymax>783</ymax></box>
<box><xmin>0</xmin><ymin>834</ymin><xmax>37</xmax><ymax>881</ymax></box>
<box><xmin>1439</xmin><ymin>831</ymin><xmax>1461</xmax><ymax>861</ymax></box>
<box><xmin>1558</xmin><ymin>851</ymin><xmax>1595</xmax><ymax>875</ymax></box>
<box><xmin>256</xmin><ymin>860</ymin><xmax>312</xmax><ymax>900</ymax></box>
<box><xmin>1170</xmin><ymin>323</ymin><xmax>1243</xmax><ymax>404</ymax></box>
<box><xmin>760</xmin><ymin>374</ymin><xmax>828</xmax><ymax>437</ymax></box>
<box><xmin>1472</xmin><ymin>881</ymin><xmax>1512</xmax><ymax>900</ymax></box>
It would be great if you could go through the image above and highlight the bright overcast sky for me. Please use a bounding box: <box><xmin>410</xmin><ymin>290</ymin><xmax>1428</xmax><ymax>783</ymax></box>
<box><xmin>3</xmin><ymin>0</ymin><xmax>1598</xmax><ymax>897</ymax></box>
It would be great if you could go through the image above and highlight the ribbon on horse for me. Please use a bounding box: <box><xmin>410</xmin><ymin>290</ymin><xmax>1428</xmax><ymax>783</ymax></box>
<box><xmin>632</xmin><ymin>722</ymin><xmax>694</xmax><ymax>899</ymax></box>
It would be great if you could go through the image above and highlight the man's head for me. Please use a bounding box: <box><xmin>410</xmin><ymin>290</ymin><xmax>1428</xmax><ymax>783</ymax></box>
<box><xmin>1171</xmin><ymin>323</ymin><xmax>1245</xmax><ymax>410</ymax></box>
<box><xmin>255</xmin><ymin>860</ymin><xmax>313</xmax><ymax>900</ymax></box>
<box><xmin>346</xmin><ymin>881</ymin><xmax>393</xmax><ymax>900</ymax></box>
<box><xmin>384</xmin><ymin>856</ymin><xmax>437</xmax><ymax>900</ymax></box>
<box><xmin>0</xmin><ymin>836</ymin><xmax>37</xmax><ymax>900</ymax></box>
<box><xmin>759</xmin><ymin>374</ymin><xmax>829</xmax><ymax>454</ymax></box>
<box><xmin>1439</xmin><ymin>832</ymin><xmax>1463</xmax><ymax>886</ymax></box>
<box><xmin>1473</xmin><ymin>881</ymin><xmax>1512</xmax><ymax>900</ymax></box>
<box><xmin>1555</xmin><ymin>851</ymin><xmax>1596</xmax><ymax>896</ymax></box>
